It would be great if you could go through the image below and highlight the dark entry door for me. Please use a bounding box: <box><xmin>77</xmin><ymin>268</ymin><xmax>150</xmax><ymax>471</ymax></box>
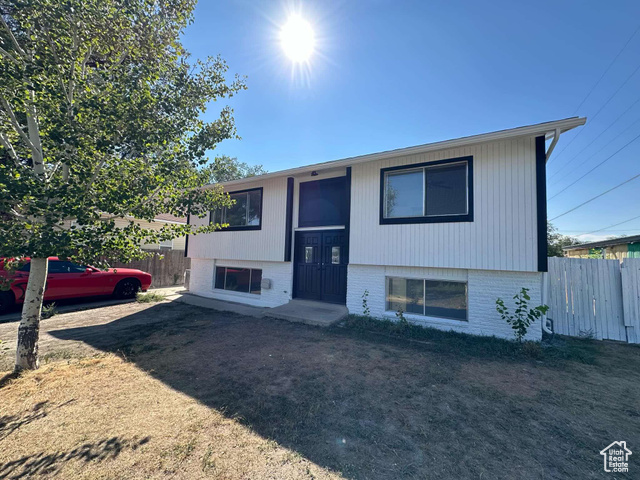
<box><xmin>294</xmin><ymin>230</ymin><xmax>347</xmax><ymax>304</ymax></box>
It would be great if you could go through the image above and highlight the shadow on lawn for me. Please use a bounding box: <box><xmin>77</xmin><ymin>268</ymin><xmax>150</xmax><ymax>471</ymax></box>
<box><xmin>49</xmin><ymin>303</ymin><xmax>639</xmax><ymax>480</ymax></box>
<box><xmin>0</xmin><ymin>400</ymin><xmax>76</xmax><ymax>441</ymax></box>
<box><xmin>0</xmin><ymin>436</ymin><xmax>150</xmax><ymax>479</ymax></box>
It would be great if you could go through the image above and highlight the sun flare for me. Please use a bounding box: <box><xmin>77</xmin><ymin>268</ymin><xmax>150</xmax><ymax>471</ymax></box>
<box><xmin>280</xmin><ymin>15</ymin><xmax>315</xmax><ymax>62</ymax></box>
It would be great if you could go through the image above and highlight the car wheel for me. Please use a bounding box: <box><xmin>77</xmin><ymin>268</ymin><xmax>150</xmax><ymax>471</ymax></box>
<box><xmin>0</xmin><ymin>291</ymin><xmax>15</xmax><ymax>314</ymax></box>
<box><xmin>114</xmin><ymin>278</ymin><xmax>141</xmax><ymax>299</ymax></box>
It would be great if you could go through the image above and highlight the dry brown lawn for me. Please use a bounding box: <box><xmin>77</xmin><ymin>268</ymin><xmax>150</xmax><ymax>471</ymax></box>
<box><xmin>0</xmin><ymin>355</ymin><xmax>338</xmax><ymax>479</ymax></box>
<box><xmin>1</xmin><ymin>301</ymin><xmax>639</xmax><ymax>479</ymax></box>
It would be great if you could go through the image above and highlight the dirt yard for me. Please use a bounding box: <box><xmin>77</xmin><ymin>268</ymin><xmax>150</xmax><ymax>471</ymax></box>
<box><xmin>1</xmin><ymin>301</ymin><xmax>639</xmax><ymax>479</ymax></box>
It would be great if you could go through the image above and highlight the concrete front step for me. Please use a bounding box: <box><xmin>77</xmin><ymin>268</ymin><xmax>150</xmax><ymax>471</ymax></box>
<box><xmin>263</xmin><ymin>299</ymin><xmax>348</xmax><ymax>327</ymax></box>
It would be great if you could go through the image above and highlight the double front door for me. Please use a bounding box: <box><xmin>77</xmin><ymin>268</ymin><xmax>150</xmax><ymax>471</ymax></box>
<box><xmin>294</xmin><ymin>230</ymin><xmax>347</xmax><ymax>304</ymax></box>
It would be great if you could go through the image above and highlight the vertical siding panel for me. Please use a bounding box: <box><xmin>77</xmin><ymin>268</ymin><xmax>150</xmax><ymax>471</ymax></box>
<box><xmin>480</xmin><ymin>143</ymin><xmax>489</xmax><ymax>270</ymax></box>
<box><xmin>337</xmin><ymin>137</ymin><xmax>539</xmax><ymax>272</ymax></box>
<box><xmin>188</xmin><ymin>176</ymin><xmax>288</xmax><ymax>262</ymax></box>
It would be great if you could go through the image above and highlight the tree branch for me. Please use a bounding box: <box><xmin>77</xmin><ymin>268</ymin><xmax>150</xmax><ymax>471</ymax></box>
<box><xmin>0</xmin><ymin>97</ymin><xmax>37</xmax><ymax>154</ymax></box>
<box><xmin>0</xmin><ymin>131</ymin><xmax>22</xmax><ymax>168</ymax></box>
<box><xmin>24</xmin><ymin>91</ymin><xmax>45</xmax><ymax>177</ymax></box>
<box><xmin>0</xmin><ymin>14</ymin><xmax>27</xmax><ymax>59</ymax></box>
<box><xmin>41</xmin><ymin>22</ymin><xmax>71</xmax><ymax>104</ymax></box>
<box><xmin>0</xmin><ymin>45</ymin><xmax>20</xmax><ymax>64</ymax></box>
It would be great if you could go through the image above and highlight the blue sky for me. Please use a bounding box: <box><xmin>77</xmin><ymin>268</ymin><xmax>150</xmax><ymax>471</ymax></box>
<box><xmin>182</xmin><ymin>0</ymin><xmax>640</xmax><ymax>241</ymax></box>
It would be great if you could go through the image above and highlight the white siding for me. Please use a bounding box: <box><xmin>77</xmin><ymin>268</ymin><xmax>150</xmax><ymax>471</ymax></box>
<box><xmin>188</xmin><ymin>176</ymin><xmax>288</xmax><ymax>262</ymax></box>
<box><xmin>349</xmin><ymin>137</ymin><xmax>539</xmax><ymax>272</ymax></box>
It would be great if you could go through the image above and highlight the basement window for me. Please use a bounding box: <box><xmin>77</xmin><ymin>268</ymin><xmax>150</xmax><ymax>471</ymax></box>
<box><xmin>215</xmin><ymin>266</ymin><xmax>262</xmax><ymax>295</ymax></box>
<box><xmin>386</xmin><ymin>277</ymin><xmax>467</xmax><ymax>321</ymax></box>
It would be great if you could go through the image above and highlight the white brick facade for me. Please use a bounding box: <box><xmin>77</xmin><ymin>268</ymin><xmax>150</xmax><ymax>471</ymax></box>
<box><xmin>191</xmin><ymin>258</ymin><xmax>543</xmax><ymax>341</ymax></box>
<box><xmin>347</xmin><ymin>264</ymin><xmax>543</xmax><ymax>341</ymax></box>
<box><xmin>189</xmin><ymin>258</ymin><xmax>292</xmax><ymax>308</ymax></box>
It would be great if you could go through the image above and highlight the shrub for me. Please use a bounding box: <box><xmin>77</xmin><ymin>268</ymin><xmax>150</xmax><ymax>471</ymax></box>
<box><xmin>496</xmin><ymin>288</ymin><xmax>549</xmax><ymax>342</ymax></box>
<box><xmin>361</xmin><ymin>290</ymin><xmax>370</xmax><ymax>316</ymax></box>
<box><xmin>395</xmin><ymin>308</ymin><xmax>410</xmax><ymax>331</ymax></box>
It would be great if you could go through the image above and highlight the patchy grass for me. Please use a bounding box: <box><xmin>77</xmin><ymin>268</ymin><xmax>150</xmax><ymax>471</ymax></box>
<box><xmin>341</xmin><ymin>314</ymin><xmax>600</xmax><ymax>365</ymax></box>
<box><xmin>1</xmin><ymin>302</ymin><xmax>639</xmax><ymax>479</ymax></box>
<box><xmin>136</xmin><ymin>291</ymin><xmax>166</xmax><ymax>303</ymax></box>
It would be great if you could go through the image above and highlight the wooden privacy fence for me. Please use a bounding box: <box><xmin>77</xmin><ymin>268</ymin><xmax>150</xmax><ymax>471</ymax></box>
<box><xmin>547</xmin><ymin>257</ymin><xmax>640</xmax><ymax>344</ymax></box>
<box><xmin>108</xmin><ymin>249</ymin><xmax>190</xmax><ymax>288</ymax></box>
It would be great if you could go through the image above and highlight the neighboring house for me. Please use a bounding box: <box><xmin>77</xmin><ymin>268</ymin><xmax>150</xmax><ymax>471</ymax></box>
<box><xmin>564</xmin><ymin>234</ymin><xmax>640</xmax><ymax>260</ymax></box>
<box><xmin>187</xmin><ymin>117</ymin><xmax>586</xmax><ymax>340</ymax></box>
<box><xmin>67</xmin><ymin>214</ymin><xmax>187</xmax><ymax>251</ymax></box>
<box><xmin>141</xmin><ymin>214</ymin><xmax>187</xmax><ymax>251</ymax></box>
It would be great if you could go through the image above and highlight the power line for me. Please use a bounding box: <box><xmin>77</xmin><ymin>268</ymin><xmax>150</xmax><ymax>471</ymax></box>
<box><xmin>549</xmin><ymin>60</ymin><xmax>640</xmax><ymax>163</ymax></box>
<box><xmin>548</xmin><ymin>96</ymin><xmax>640</xmax><ymax>181</ymax></box>
<box><xmin>573</xmin><ymin>23</ymin><xmax>640</xmax><ymax>114</ymax></box>
<box><xmin>548</xmin><ymin>132</ymin><xmax>640</xmax><ymax>200</ymax></box>
<box><xmin>549</xmin><ymin>172</ymin><xmax>640</xmax><ymax>221</ymax></box>
<box><xmin>575</xmin><ymin>214</ymin><xmax>640</xmax><ymax>237</ymax></box>
<box><xmin>549</xmin><ymin>115</ymin><xmax>640</xmax><ymax>188</ymax></box>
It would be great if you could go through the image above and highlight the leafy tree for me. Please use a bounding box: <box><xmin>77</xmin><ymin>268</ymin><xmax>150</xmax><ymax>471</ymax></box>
<box><xmin>547</xmin><ymin>222</ymin><xmax>579</xmax><ymax>257</ymax></box>
<box><xmin>209</xmin><ymin>155</ymin><xmax>266</xmax><ymax>183</ymax></box>
<box><xmin>0</xmin><ymin>0</ymin><xmax>245</xmax><ymax>371</ymax></box>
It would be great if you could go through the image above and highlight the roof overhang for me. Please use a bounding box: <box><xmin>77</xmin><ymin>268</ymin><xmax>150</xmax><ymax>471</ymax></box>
<box><xmin>563</xmin><ymin>234</ymin><xmax>640</xmax><ymax>251</ymax></box>
<box><xmin>210</xmin><ymin>116</ymin><xmax>586</xmax><ymax>189</ymax></box>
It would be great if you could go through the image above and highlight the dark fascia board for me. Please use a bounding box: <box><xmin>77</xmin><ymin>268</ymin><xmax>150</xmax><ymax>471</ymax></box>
<box><xmin>379</xmin><ymin>156</ymin><xmax>474</xmax><ymax>225</ymax></box>
<box><xmin>211</xmin><ymin>186</ymin><xmax>263</xmax><ymax>232</ymax></box>
<box><xmin>284</xmin><ymin>178</ymin><xmax>294</xmax><ymax>261</ymax></box>
<box><xmin>184</xmin><ymin>213</ymin><xmax>190</xmax><ymax>258</ymax></box>
<box><xmin>535</xmin><ymin>136</ymin><xmax>548</xmax><ymax>272</ymax></box>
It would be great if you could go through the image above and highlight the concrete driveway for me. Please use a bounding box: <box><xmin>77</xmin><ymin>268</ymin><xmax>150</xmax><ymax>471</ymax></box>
<box><xmin>0</xmin><ymin>286</ymin><xmax>184</xmax><ymax>323</ymax></box>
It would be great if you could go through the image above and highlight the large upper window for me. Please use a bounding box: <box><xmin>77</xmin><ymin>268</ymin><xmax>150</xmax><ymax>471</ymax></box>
<box><xmin>380</xmin><ymin>157</ymin><xmax>473</xmax><ymax>224</ymax></box>
<box><xmin>386</xmin><ymin>277</ymin><xmax>467</xmax><ymax>321</ymax></box>
<box><xmin>210</xmin><ymin>188</ymin><xmax>262</xmax><ymax>231</ymax></box>
<box><xmin>215</xmin><ymin>266</ymin><xmax>262</xmax><ymax>294</ymax></box>
<box><xmin>298</xmin><ymin>176</ymin><xmax>347</xmax><ymax>227</ymax></box>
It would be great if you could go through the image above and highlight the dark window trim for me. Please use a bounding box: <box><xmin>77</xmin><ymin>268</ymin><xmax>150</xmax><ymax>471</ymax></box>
<box><xmin>210</xmin><ymin>186</ymin><xmax>263</xmax><ymax>232</ymax></box>
<box><xmin>379</xmin><ymin>156</ymin><xmax>474</xmax><ymax>225</ymax></box>
<box><xmin>344</xmin><ymin>167</ymin><xmax>352</xmax><ymax>264</ymax></box>
<box><xmin>535</xmin><ymin>136</ymin><xmax>548</xmax><ymax>272</ymax></box>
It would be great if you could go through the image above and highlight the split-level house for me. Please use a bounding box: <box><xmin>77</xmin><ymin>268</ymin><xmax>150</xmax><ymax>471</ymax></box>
<box><xmin>187</xmin><ymin>117</ymin><xmax>586</xmax><ymax>340</ymax></box>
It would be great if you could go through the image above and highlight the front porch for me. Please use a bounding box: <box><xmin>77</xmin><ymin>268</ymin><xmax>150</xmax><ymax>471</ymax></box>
<box><xmin>173</xmin><ymin>291</ymin><xmax>347</xmax><ymax>327</ymax></box>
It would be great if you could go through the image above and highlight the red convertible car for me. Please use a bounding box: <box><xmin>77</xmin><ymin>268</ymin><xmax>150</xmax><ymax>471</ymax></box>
<box><xmin>0</xmin><ymin>257</ymin><xmax>152</xmax><ymax>314</ymax></box>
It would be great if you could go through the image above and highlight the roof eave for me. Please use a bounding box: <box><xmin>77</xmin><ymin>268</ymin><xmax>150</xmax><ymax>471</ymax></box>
<box><xmin>209</xmin><ymin>116</ymin><xmax>587</xmax><ymax>189</ymax></box>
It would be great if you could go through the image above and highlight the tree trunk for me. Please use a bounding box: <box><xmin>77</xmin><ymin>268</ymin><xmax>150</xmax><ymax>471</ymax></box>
<box><xmin>15</xmin><ymin>257</ymin><xmax>48</xmax><ymax>372</ymax></box>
